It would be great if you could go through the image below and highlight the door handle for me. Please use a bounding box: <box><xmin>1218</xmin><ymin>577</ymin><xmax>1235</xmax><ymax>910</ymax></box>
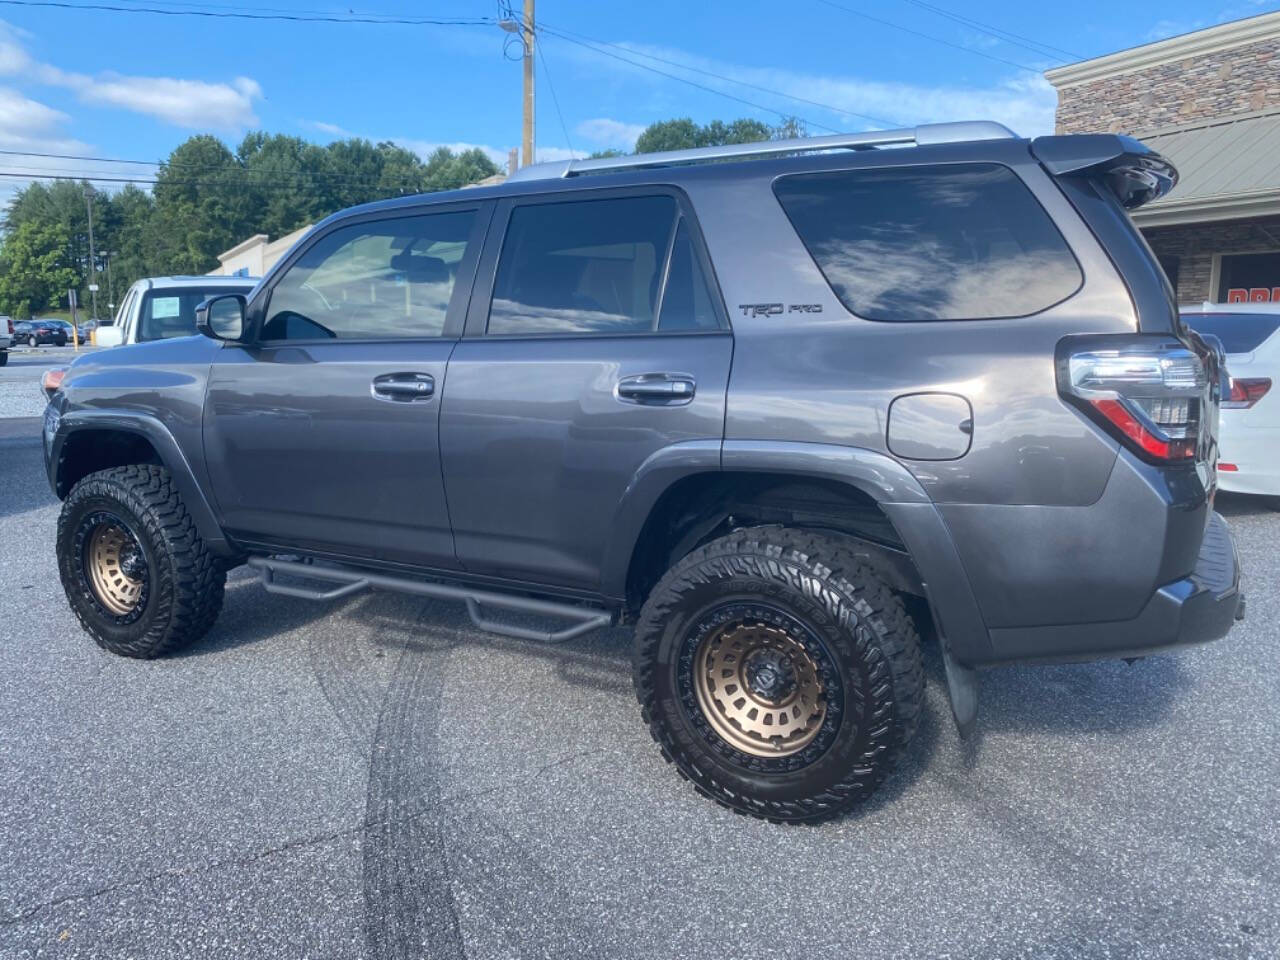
<box><xmin>371</xmin><ymin>373</ymin><xmax>434</xmax><ymax>402</ymax></box>
<box><xmin>616</xmin><ymin>374</ymin><xmax>696</xmax><ymax>404</ymax></box>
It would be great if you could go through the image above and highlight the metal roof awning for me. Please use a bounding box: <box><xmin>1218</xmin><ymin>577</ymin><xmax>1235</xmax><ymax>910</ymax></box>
<box><xmin>1134</xmin><ymin>108</ymin><xmax>1280</xmax><ymax>227</ymax></box>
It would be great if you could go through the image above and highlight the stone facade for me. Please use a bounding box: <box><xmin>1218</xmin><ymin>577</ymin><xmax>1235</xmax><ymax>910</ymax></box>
<box><xmin>1145</xmin><ymin>216</ymin><xmax>1280</xmax><ymax>303</ymax></box>
<box><xmin>1054</xmin><ymin>35</ymin><xmax>1280</xmax><ymax>135</ymax></box>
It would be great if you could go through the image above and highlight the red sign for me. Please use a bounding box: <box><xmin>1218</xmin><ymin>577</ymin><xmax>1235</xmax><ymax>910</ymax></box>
<box><xmin>1226</xmin><ymin>287</ymin><xmax>1280</xmax><ymax>302</ymax></box>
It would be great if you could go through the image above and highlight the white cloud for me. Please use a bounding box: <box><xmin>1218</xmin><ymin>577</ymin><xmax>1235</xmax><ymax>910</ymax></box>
<box><xmin>0</xmin><ymin>86</ymin><xmax>110</xmax><ymax>207</ymax></box>
<box><xmin>575</xmin><ymin>117</ymin><xmax>646</xmax><ymax>150</ymax></box>
<box><xmin>305</xmin><ymin>120</ymin><xmax>354</xmax><ymax>138</ymax></box>
<box><xmin>0</xmin><ymin>20</ymin><xmax>260</xmax><ymax>129</ymax></box>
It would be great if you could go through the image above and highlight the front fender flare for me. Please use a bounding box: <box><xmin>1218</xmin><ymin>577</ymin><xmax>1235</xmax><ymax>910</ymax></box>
<box><xmin>49</xmin><ymin>410</ymin><xmax>236</xmax><ymax>558</ymax></box>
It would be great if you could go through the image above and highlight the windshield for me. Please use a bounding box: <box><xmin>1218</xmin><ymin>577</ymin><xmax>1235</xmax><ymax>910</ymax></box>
<box><xmin>1181</xmin><ymin>312</ymin><xmax>1280</xmax><ymax>355</ymax></box>
<box><xmin>137</xmin><ymin>287</ymin><xmax>253</xmax><ymax>341</ymax></box>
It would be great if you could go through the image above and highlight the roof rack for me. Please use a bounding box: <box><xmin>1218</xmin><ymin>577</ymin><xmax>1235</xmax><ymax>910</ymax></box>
<box><xmin>506</xmin><ymin>120</ymin><xmax>1018</xmax><ymax>183</ymax></box>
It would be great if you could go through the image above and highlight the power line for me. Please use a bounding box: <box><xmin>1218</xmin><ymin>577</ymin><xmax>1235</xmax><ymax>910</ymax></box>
<box><xmin>0</xmin><ymin>0</ymin><xmax>495</xmax><ymax>25</ymax></box>
<box><xmin>537</xmin><ymin>21</ymin><xmax>900</xmax><ymax>129</ymax></box>
<box><xmin>537</xmin><ymin>28</ymin><xmax>842</xmax><ymax>133</ymax></box>
<box><xmin>534</xmin><ymin>31</ymin><xmax>576</xmax><ymax>158</ymax></box>
<box><xmin>813</xmin><ymin>0</ymin><xmax>1047</xmax><ymax>74</ymax></box>
<box><xmin>891</xmin><ymin>0</ymin><xmax>1083</xmax><ymax>62</ymax></box>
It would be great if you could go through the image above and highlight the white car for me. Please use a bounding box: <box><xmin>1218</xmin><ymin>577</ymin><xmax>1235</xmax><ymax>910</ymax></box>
<box><xmin>96</xmin><ymin>275</ymin><xmax>258</xmax><ymax>347</ymax></box>
<box><xmin>1182</xmin><ymin>303</ymin><xmax>1280</xmax><ymax>505</ymax></box>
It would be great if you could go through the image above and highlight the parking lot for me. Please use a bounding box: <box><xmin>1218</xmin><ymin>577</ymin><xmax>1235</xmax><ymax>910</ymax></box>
<box><xmin>0</xmin><ymin>410</ymin><xmax>1276</xmax><ymax>959</ymax></box>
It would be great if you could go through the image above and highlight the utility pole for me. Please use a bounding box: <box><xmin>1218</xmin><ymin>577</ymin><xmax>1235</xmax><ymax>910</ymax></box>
<box><xmin>84</xmin><ymin>187</ymin><xmax>98</xmax><ymax>321</ymax></box>
<box><xmin>105</xmin><ymin>251</ymin><xmax>115</xmax><ymax>315</ymax></box>
<box><xmin>522</xmin><ymin>0</ymin><xmax>535</xmax><ymax>167</ymax></box>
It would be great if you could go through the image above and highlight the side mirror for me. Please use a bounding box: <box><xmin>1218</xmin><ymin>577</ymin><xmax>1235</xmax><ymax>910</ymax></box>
<box><xmin>196</xmin><ymin>294</ymin><xmax>247</xmax><ymax>342</ymax></box>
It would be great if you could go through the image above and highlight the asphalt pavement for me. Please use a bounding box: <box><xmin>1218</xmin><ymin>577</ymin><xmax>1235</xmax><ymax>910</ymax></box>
<box><xmin>0</xmin><ymin>420</ymin><xmax>1277</xmax><ymax>959</ymax></box>
<box><xmin>0</xmin><ymin>346</ymin><xmax>100</xmax><ymax>420</ymax></box>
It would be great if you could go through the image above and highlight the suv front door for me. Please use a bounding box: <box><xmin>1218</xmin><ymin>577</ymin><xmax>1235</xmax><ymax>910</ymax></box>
<box><xmin>203</xmin><ymin>203</ymin><xmax>489</xmax><ymax>568</ymax></box>
<box><xmin>440</xmin><ymin>189</ymin><xmax>732</xmax><ymax>594</ymax></box>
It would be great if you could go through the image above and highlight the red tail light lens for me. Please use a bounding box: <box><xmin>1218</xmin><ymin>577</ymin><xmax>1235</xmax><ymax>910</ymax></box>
<box><xmin>1061</xmin><ymin>343</ymin><xmax>1206</xmax><ymax>464</ymax></box>
<box><xmin>40</xmin><ymin>367</ymin><xmax>66</xmax><ymax>398</ymax></box>
<box><xmin>1223</xmin><ymin>377</ymin><xmax>1270</xmax><ymax>409</ymax></box>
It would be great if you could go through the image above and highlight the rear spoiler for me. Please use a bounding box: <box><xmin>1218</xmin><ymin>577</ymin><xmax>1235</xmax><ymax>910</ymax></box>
<box><xmin>1031</xmin><ymin>134</ymin><xmax>1178</xmax><ymax>211</ymax></box>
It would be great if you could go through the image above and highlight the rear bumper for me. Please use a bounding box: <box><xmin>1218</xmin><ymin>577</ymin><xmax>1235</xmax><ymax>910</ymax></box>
<box><xmin>984</xmin><ymin>512</ymin><xmax>1242</xmax><ymax>664</ymax></box>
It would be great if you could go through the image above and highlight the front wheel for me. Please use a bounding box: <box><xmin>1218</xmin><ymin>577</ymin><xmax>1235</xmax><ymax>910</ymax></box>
<box><xmin>57</xmin><ymin>465</ymin><xmax>226</xmax><ymax>658</ymax></box>
<box><xmin>633</xmin><ymin>528</ymin><xmax>924</xmax><ymax>823</ymax></box>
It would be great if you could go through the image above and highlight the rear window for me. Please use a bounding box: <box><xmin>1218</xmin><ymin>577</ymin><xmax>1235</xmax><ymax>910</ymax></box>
<box><xmin>773</xmin><ymin>163</ymin><xmax>1082</xmax><ymax>322</ymax></box>
<box><xmin>1182</xmin><ymin>313</ymin><xmax>1280</xmax><ymax>354</ymax></box>
<box><xmin>138</xmin><ymin>288</ymin><xmax>252</xmax><ymax>341</ymax></box>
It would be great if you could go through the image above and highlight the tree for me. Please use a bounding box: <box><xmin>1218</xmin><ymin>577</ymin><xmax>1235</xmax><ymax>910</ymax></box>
<box><xmin>152</xmin><ymin>135</ymin><xmax>254</xmax><ymax>274</ymax></box>
<box><xmin>634</xmin><ymin>117</ymin><xmax>775</xmax><ymax>154</ymax></box>
<box><xmin>0</xmin><ymin>220</ymin><xmax>80</xmax><ymax>318</ymax></box>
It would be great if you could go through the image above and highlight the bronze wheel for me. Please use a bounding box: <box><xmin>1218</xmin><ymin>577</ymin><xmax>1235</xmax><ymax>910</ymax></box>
<box><xmin>58</xmin><ymin>465</ymin><xmax>225</xmax><ymax>658</ymax></box>
<box><xmin>78</xmin><ymin>513</ymin><xmax>149</xmax><ymax>621</ymax></box>
<box><xmin>84</xmin><ymin>518</ymin><xmax>147</xmax><ymax>616</ymax></box>
<box><xmin>692</xmin><ymin>619</ymin><xmax>827</xmax><ymax>758</ymax></box>
<box><xmin>634</xmin><ymin>528</ymin><xmax>924</xmax><ymax>822</ymax></box>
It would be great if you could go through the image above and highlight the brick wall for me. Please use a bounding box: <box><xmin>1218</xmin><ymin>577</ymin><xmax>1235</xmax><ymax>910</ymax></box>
<box><xmin>1055</xmin><ymin>36</ymin><xmax>1280</xmax><ymax>134</ymax></box>
<box><xmin>1143</xmin><ymin>215</ymin><xmax>1280</xmax><ymax>302</ymax></box>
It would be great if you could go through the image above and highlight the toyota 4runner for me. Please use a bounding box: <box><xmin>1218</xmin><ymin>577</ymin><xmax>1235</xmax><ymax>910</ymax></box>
<box><xmin>42</xmin><ymin>122</ymin><xmax>1244</xmax><ymax>822</ymax></box>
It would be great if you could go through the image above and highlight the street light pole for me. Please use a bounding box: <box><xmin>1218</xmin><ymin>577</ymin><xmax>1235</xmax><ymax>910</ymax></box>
<box><xmin>522</xmin><ymin>0</ymin><xmax>535</xmax><ymax>167</ymax></box>
<box><xmin>84</xmin><ymin>187</ymin><xmax>98</xmax><ymax>321</ymax></box>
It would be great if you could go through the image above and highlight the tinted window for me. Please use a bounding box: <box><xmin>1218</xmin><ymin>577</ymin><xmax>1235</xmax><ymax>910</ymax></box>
<box><xmin>658</xmin><ymin>220</ymin><xmax>720</xmax><ymax>331</ymax></box>
<box><xmin>774</xmin><ymin>163</ymin><xmax>1082</xmax><ymax>322</ymax></box>
<box><xmin>264</xmin><ymin>212</ymin><xmax>474</xmax><ymax>341</ymax></box>
<box><xmin>138</xmin><ymin>288</ymin><xmax>252</xmax><ymax>341</ymax></box>
<box><xmin>1183</xmin><ymin>313</ymin><xmax>1280</xmax><ymax>354</ymax></box>
<box><xmin>489</xmin><ymin>195</ymin><xmax>677</xmax><ymax>335</ymax></box>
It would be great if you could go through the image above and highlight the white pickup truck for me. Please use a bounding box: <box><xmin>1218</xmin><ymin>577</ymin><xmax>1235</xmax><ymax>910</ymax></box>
<box><xmin>95</xmin><ymin>275</ymin><xmax>258</xmax><ymax>347</ymax></box>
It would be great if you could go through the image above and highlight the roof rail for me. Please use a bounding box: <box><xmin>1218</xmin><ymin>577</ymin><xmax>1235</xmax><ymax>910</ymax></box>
<box><xmin>506</xmin><ymin>120</ymin><xmax>1018</xmax><ymax>183</ymax></box>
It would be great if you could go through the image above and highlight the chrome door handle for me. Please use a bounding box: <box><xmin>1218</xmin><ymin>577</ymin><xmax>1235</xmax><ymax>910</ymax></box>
<box><xmin>372</xmin><ymin>373</ymin><xmax>434</xmax><ymax>402</ymax></box>
<box><xmin>616</xmin><ymin>374</ymin><xmax>696</xmax><ymax>404</ymax></box>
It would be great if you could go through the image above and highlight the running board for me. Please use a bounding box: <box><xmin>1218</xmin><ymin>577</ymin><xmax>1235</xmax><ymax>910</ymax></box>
<box><xmin>247</xmin><ymin>556</ymin><xmax>615</xmax><ymax>644</ymax></box>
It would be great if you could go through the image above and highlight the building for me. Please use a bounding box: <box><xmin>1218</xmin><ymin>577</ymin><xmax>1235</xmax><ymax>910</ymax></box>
<box><xmin>208</xmin><ymin>224</ymin><xmax>312</xmax><ymax>278</ymax></box>
<box><xmin>1046</xmin><ymin>12</ymin><xmax>1280</xmax><ymax>305</ymax></box>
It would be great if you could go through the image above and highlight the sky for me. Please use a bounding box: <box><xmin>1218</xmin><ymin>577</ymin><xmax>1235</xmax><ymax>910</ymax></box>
<box><xmin>0</xmin><ymin>0</ymin><xmax>1277</xmax><ymax>207</ymax></box>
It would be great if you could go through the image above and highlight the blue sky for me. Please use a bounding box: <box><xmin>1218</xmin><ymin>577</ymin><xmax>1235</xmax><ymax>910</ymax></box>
<box><xmin>0</xmin><ymin>0</ymin><xmax>1276</xmax><ymax>202</ymax></box>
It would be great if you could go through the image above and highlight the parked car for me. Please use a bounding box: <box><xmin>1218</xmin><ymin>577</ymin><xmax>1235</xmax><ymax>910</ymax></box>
<box><xmin>1182</xmin><ymin>302</ymin><xmax>1280</xmax><ymax>506</ymax></box>
<box><xmin>41</xmin><ymin>121</ymin><xmax>1243</xmax><ymax>822</ymax></box>
<box><xmin>95</xmin><ymin>275</ymin><xmax>259</xmax><ymax>347</ymax></box>
<box><xmin>75</xmin><ymin>318</ymin><xmax>98</xmax><ymax>343</ymax></box>
<box><xmin>0</xmin><ymin>316</ymin><xmax>11</xmax><ymax>365</ymax></box>
<box><xmin>14</xmin><ymin>319</ymin><xmax>68</xmax><ymax>347</ymax></box>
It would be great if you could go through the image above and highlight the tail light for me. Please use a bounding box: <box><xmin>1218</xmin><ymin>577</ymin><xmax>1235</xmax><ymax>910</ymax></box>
<box><xmin>40</xmin><ymin>367</ymin><xmax>66</xmax><ymax>398</ymax></box>
<box><xmin>1223</xmin><ymin>377</ymin><xmax>1270</xmax><ymax>409</ymax></box>
<box><xmin>1059</xmin><ymin>340</ymin><xmax>1206</xmax><ymax>463</ymax></box>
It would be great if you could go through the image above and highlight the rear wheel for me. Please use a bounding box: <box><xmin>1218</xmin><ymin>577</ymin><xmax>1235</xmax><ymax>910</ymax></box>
<box><xmin>28</xmin><ymin>335</ymin><xmax>38</xmax><ymax>347</ymax></box>
<box><xmin>57</xmin><ymin>465</ymin><xmax>225</xmax><ymax>658</ymax></box>
<box><xmin>633</xmin><ymin>528</ymin><xmax>924</xmax><ymax>823</ymax></box>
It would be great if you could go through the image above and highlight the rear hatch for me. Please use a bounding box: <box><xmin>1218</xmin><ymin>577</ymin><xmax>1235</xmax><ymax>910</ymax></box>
<box><xmin>1033</xmin><ymin>134</ymin><xmax>1223</xmax><ymax>486</ymax></box>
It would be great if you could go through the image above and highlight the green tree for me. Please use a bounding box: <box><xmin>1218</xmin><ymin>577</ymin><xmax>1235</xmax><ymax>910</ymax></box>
<box><xmin>634</xmin><ymin>117</ymin><xmax>775</xmax><ymax>154</ymax></box>
<box><xmin>0</xmin><ymin>221</ymin><xmax>80</xmax><ymax>318</ymax></box>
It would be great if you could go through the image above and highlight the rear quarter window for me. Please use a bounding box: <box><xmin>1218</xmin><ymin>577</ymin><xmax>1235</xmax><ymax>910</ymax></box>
<box><xmin>773</xmin><ymin>163</ymin><xmax>1083</xmax><ymax>322</ymax></box>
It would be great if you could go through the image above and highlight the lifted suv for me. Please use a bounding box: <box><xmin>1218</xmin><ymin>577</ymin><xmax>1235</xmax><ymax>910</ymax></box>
<box><xmin>44</xmin><ymin>121</ymin><xmax>1243</xmax><ymax>822</ymax></box>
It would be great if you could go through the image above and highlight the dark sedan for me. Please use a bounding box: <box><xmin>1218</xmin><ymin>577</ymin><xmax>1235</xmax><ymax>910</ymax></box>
<box><xmin>13</xmin><ymin>320</ymin><xmax>68</xmax><ymax>347</ymax></box>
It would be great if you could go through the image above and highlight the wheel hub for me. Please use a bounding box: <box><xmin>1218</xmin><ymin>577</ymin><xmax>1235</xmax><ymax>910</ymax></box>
<box><xmin>692</xmin><ymin>619</ymin><xmax>827</xmax><ymax>758</ymax></box>
<box><xmin>85</xmin><ymin>520</ymin><xmax>147</xmax><ymax>616</ymax></box>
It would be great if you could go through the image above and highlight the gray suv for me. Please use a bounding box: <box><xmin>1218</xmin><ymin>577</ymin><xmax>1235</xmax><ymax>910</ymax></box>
<box><xmin>42</xmin><ymin>121</ymin><xmax>1243</xmax><ymax>822</ymax></box>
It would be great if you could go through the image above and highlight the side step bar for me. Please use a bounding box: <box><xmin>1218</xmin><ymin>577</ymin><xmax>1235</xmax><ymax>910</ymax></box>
<box><xmin>247</xmin><ymin>556</ymin><xmax>616</xmax><ymax>644</ymax></box>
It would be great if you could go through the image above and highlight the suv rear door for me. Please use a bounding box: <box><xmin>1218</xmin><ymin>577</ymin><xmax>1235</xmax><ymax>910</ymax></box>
<box><xmin>439</xmin><ymin>188</ymin><xmax>732</xmax><ymax>594</ymax></box>
<box><xmin>202</xmin><ymin>201</ymin><xmax>490</xmax><ymax>568</ymax></box>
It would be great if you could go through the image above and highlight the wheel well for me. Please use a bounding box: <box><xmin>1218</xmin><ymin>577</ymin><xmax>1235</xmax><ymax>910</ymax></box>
<box><xmin>624</xmin><ymin>471</ymin><xmax>922</xmax><ymax>612</ymax></box>
<box><xmin>55</xmin><ymin>429</ymin><xmax>163</xmax><ymax>498</ymax></box>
